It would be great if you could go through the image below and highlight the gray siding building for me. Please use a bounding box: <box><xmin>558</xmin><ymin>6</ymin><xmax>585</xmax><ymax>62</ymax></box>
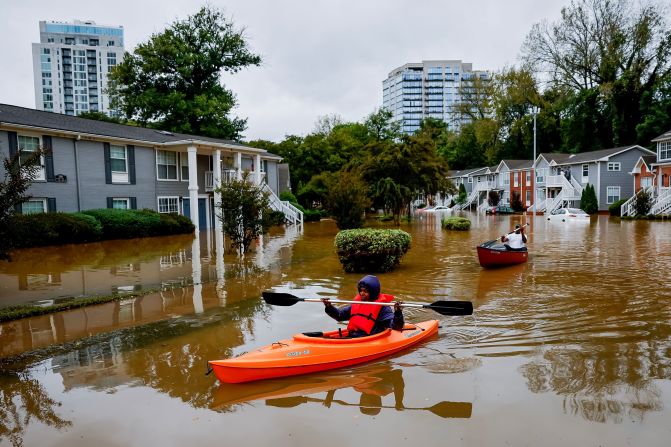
<box><xmin>0</xmin><ymin>104</ymin><xmax>293</xmax><ymax>230</ymax></box>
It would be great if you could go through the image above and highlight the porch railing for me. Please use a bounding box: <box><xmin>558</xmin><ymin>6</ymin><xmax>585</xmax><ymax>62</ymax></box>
<box><xmin>650</xmin><ymin>187</ymin><xmax>671</xmax><ymax>215</ymax></box>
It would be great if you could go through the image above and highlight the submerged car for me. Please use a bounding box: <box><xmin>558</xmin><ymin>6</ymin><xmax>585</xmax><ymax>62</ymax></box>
<box><xmin>547</xmin><ymin>207</ymin><xmax>591</xmax><ymax>222</ymax></box>
<box><xmin>423</xmin><ymin>205</ymin><xmax>452</xmax><ymax>213</ymax></box>
<box><xmin>485</xmin><ymin>205</ymin><xmax>515</xmax><ymax>215</ymax></box>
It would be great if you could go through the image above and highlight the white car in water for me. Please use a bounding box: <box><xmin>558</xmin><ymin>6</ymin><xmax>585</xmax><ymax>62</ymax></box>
<box><xmin>547</xmin><ymin>207</ymin><xmax>591</xmax><ymax>222</ymax></box>
<box><xmin>423</xmin><ymin>205</ymin><xmax>453</xmax><ymax>214</ymax></box>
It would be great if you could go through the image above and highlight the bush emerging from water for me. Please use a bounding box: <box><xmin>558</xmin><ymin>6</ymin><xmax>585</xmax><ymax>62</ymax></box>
<box><xmin>608</xmin><ymin>198</ymin><xmax>627</xmax><ymax>216</ymax></box>
<box><xmin>441</xmin><ymin>216</ymin><xmax>471</xmax><ymax>231</ymax></box>
<box><xmin>81</xmin><ymin>209</ymin><xmax>194</xmax><ymax>239</ymax></box>
<box><xmin>334</xmin><ymin>228</ymin><xmax>411</xmax><ymax>273</ymax></box>
<box><xmin>10</xmin><ymin>212</ymin><xmax>103</xmax><ymax>248</ymax></box>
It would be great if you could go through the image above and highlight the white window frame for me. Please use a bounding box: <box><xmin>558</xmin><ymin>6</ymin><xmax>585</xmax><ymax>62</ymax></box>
<box><xmin>525</xmin><ymin>190</ymin><xmax>531</xmax><ymax>206</ymax></box>
<box><xmin>607</xmin><ymin>162</ymin><xmax>621</xmax><ymax>172</ymax></box>
<box><xmin>156</xmin><ymin>150</ymin><xmax>178</xmax><ymax>181</ymax></box>
<box><xmin>110</xmin><ymin>144</ymin><xmax>128</xmax><ymax>183</ymax></box>
<box><xmin>179</xmin><ymin>152</ymin><xmax>189</xmax><ymax>182</ymax></box>
<box><xmin>112</xmin><ymin>198</ymin><xmax>130</xmax><ymax>210</ymax></box>
<box><xmin>157</xmin><ymin>196</ymin><xmax>179</xmax><ymax>213</ymax></box>
<box><xmin>606</xmin><ymin>186</ymin><xmax>621</xmax><ymax>204</ymax></box>
<box><xmin>468</xmin><ymin>177</ymin><xmax>473</xmax><ymax>183</ymax></box>
<box><xmin>641</xmin><ymin>177</ymin><xmax>653</xmax><ymax>188</ymax></box>
<box><xmin>513</xmin><ymin>172</ymin><xmax>519</xmax><ymax>187</ymax></box>
<box><xmin>18</xmin><ymin>134</ymin><xmax>45</xmax><ymax>181</ymax></box>
<box><xmin>582</xmin><ymin>164</ymin><xmax>589</xmax><ymax>179</ymax></box>
<box><xmin>525</xmin><ymin>171</ymin><xmax>531</xmax><ymax>185</ymax></box>
<box><xmin>659</xmin><ymin>141</ymin><xmax>671</xmax><ymax>160</ymax></box>
<box><xmin>21</xmin><ymin>198</ymin><xmax>47</xmax><ymax>214</ymax></box>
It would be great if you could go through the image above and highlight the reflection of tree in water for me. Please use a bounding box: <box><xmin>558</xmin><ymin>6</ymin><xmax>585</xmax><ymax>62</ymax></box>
<box><xmin>0</xmin><ymin>370</ymin><xmax>71</xmax><ymax>447</ymax></box>
<box><xmin>519</xmin><ymin>348</ymin><xmax>664</xmax><ymax>423</ymax></box>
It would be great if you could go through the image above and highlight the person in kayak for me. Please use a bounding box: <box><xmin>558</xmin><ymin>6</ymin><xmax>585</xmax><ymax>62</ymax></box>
<box><xmin>501</xmin><ymin>224</ymin><xmax>527</xmax><ymax>251</ymax></box>
<box><xmin>322</xmin><ymin>274</ymin><xmax>404</xmax><ymax>337</ymax></box>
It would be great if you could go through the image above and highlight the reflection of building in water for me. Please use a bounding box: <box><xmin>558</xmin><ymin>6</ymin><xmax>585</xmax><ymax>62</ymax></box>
<box><xmin>51</xmin><ymin>337</ymin><xmax>132</xmax><ymax>390</ymax></box>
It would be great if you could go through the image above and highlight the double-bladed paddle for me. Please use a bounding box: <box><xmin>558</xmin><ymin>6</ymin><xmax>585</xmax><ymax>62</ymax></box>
<box><xmin>262</xmin><ymin>291</ymin><xmax>473</xmax><ymax>316</ymax></box>
<box><xmin>266</xmin><ymin>396</ymin><xmax>473</xmax><ymax>419</ymax></box>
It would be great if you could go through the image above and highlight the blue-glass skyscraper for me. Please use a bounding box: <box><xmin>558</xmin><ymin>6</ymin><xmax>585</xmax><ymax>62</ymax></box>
<box><xmin>382</xmin><ymin>60</ymin><xmax>489</xmax><ymax>134</ymax></box>
<box><xmin>32</xmin><ymin>20</ymin><xmax>125</xmax><ymax>117</ymax></box>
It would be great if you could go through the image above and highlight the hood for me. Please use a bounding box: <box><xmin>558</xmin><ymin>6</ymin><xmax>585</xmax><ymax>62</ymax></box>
<box><xmin>357</xmin><ymin>275</ymin><xmax>381</xmax><ymax>300</ymax></box>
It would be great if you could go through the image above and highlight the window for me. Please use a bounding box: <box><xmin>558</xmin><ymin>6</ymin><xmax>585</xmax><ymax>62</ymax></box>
<box><xmin>514</xmin><ymin>173</ymin><xmax>519</xmax><ymax>187</ymax></box>
<box><xmin>582</xmin><ymin>164</ymin><xmax>589</xmax><ymax>178</ymax></box>
<box><xmin>110</xmin><ymin>144</ymin><xmax>128</xmax><ymax>182</ymax></box>
<box><xmin>526</xmin><ymin>171</ymin><xmax>531</xmax><ymax>185</ymax></box>
<box><xmin>18</xmin><ymin>135</ymin><xmax>45</xmax><ymax>181</ymax></box>
<box><xmin>660</xmin><ymin>141</ymin><xmax>671</xmax><ymax>160</ymax></box>
<box><xmin>468</xmin><ymin>177</ymin><xmax>473</xmax><ymax>183</ymax></box>
<box><xmin>158</xmin><ymin>197</ymin><xmax>179</xmax><ymax>213</ymax></box>
<box><xmin>504</xmin><ymin>175</ymin><xmax>510</xmax><ymax>185</ymax></box>
<box><xmin>525</xmin><ymin>190</ymin><xmax>531</xmax><ymax>205</ymax></box>
<box><xmin>607</xmin><ymin>186</ymin><xmax>621</xmax><ymax>204</ymax></box>
<box><xmin>21</xmin><ymin>199</ymin><xmax>46</xmax><ymax>214</ymax></box>
<box><xmin>112</xmin><ymin>198</ymin><xmax>129</xmax><ymax>209</ymax></box>
<box><xmin>641</xmin><ymin>177</ymin><xmax>653</xmax><ymax>188</ymax></box>
<box><xmin>180</xmin><ymin>153</ymin><xmax>189</xmax><ymax>181</ymax></box>
<box><xmin>607</xmin><ymin>162</ymin><xmax>621</xmax><ymax>171</ymax></box>
<box><xmin>157</xmin><ymin>150</ymin><xmax>178</xmax><ymax>180</ymax></box>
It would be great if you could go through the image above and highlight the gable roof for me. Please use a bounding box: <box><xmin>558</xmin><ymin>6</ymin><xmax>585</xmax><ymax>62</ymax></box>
<box><xmin>448</xmin><ymin>166</ymin><xmax>488</xmax><ymax>178</ymax></box>
<box><xmin>651</xmin><ymin>130</ymin><xmax>671</xmax><ymax>142</ymax></box>
<box><xmin>0</xmin><ymin>103</ymin><xmax>279</xmax><ymax>158</ymax></box>
<box><xmin>500</xmin><ymin>159</ymin><xmax>532</xmax><ymax>171</ymax></box>
<box><xmin>539</xmin><ymin>146</ymin><xmax>654</xmax><ymax>165</ymax></box>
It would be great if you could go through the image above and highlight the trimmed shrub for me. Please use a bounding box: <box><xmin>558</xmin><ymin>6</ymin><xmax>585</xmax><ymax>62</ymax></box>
<box><xmin>10</xmin><ymin>212</ymin><xmax>103</xmax><ymax>248</ymax></box>
<box><xmin>633</xmin><ymin>189</ymin><xmax>652</xmax><ymax>216</ymax></box>
<box><xmin>303</xmin><ymin>209</ymin><xmax>322</xmax><ymax>222</ymax></box>
<box><xmin>280</xmin><ymin>191</ymin><xmax>298</xmax><ymax>203</ymax></box>
<box><xmin>82</xmin><ymin>208</ymin><xmax>193</xmax><ymax>239</ymax></box>
<box><xmin>334</xmin><ymin>228</ymin><xmax>411</xmax><ymax>273</ymax></box>
<box><xmin>608</xmin><ymin>198</ymin><xmax>627</xmax><ymax>217</ymax></box>
<box><xmin>441</xmin><ymin>216</ymin><xmax>471</xmax><ymax>231</ymax></box>
<box><xmin>263</xmin><ymin>209</ymin><xmax>286</xmax><ymax>229</ymax></box>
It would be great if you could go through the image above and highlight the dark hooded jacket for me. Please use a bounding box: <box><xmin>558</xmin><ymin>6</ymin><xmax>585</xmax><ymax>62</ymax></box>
<box><xmin>325</xmin><ymin>275</ymin><xmax>404</xmax><ymax>336</ymax></box>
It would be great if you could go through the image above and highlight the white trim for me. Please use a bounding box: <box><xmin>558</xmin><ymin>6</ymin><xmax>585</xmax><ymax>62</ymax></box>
<box><xmin>607</xmin><ymin>161</ymin><xmax>621</xmax><ymax>171</ymax></box>
<box><xmin>606</xmin><ymin>186</ymin><xmax>621</xmax><ymax>204</ymax></box>
<box><xmin>157</xmin><ymin>196</ymin><xmax>179</xmax><ymax>213</ymax></box>
<box><xmin>21</xmin><ymin>198</ymin><xmax>47</xmax><ymax>214</ymax></box>
<box><xmin>110</xmin><ymin>144</ymin><xmax>129</xmax><ymax>183</ymax></box>
<box><xmin>17</xmin><ymin>133</ymin><xmax>46</xmax><ymax>181</ymax></box>
<box><xmin>179</xmin><ymin>152</ymin><xmax>189</xmax><ymax>182</ymax></box>
<box><xmin>156</xmin><ymin>149</ymin><xmax>179</xmax><ymax>181</ymax></box>
<box><xmin>111</xmin><ymin>197</ymin><xmax>130</xmax><ymax>210</ymax></box>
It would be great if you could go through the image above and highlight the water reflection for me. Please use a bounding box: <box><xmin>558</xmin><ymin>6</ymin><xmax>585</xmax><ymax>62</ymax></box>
<box><xmin>0</xmin><ymin>368</ymin><xmax>71</xmax><ymax>447</ymax></box>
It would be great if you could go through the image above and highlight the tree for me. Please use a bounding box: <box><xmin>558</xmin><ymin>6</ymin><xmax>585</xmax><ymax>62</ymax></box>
<box><xmin>487</xmin><ymin>190</ymin><xmax>501</xmax><ymax>206</ymax></box>
<box><xmin>77</xmin><ymin>111</ymin><xmax>125</xmax><ymax>124</ymax></box>
<box><xmin>456</xmin><ymin>183</ymin><xmax>467</xmax><ymax>206</ymax></box>
<box><xmin>633</xmin><ymin>189</ymin><xmax>652</xmax><ymax>216</ymax></box>
<box><xmin>108</xmin><ymin>6</ymin><xmax>261</xmax><ymax>140</ymax></box>
<box><xmin>511</xmin><ymin>191</ymin><xmax>524</xmax><ymax>211</ymax></box>
<box><xmin>522</xmin><ymin>0</ymin><xmax>671</xmax><ymax>148</ymax></box>
<box><xmin>580</xmin><ymin>184</ymin><xmax>599</xmax><ymax>214</ymax></box>
<box><xmin>325</xmin><ymin>171</ymin><xmax>371</xmax><ymax>229</ymax></box>
<box><xmin>0</xmin><ymin>149</ymin><xmax>43</xmax><ymax>260</ymax></box>
<box><xmin>214</xmin><ymin>173</ymin><xmax>270</xmax><ymax>254</ymax></box>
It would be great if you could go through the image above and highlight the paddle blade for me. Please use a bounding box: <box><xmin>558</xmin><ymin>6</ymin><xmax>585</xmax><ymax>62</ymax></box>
<box><xmin>426</xmin><ymin>300</ymin><xmax>473</xmax><ymax>316</ymax></box>
<box><xmin>262</xmin><ymin>291</ymin><xmax>303</xmax><ymax>306</ymax></box>
<box><xmin>428</xmin><ymin>401</ymin><xmax>473</xmax><ymax>419</ymax></box>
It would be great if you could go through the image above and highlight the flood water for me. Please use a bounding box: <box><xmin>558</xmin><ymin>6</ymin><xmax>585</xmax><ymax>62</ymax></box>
<box><xmin>1</xmin><ymin>213</ymin><xmax>671</xmax><ymax>446</ymax></box>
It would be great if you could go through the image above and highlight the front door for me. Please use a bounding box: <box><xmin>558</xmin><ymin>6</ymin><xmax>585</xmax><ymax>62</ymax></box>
<box><xmin>182</xmin><ymin>198</ymin><xmax>209</xmax><ymax>229</ymax></box>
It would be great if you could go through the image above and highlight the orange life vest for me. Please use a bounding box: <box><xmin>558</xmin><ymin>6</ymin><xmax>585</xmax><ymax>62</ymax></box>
<box><xmin>347</xmin><ymin>293</ymin><xmax>394</xmax><ymax>335</ymax></box>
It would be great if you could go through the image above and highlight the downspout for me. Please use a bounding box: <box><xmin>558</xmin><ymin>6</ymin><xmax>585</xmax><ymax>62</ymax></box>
<box><xmin>74</xmin><ymin>135</ymin><xmax>82</xmax><ymax>211</ymax></box>
<box><xmin>596</xmin><ymin>161</ymin><xmax>601</xmax><ymax>210</ymax></box>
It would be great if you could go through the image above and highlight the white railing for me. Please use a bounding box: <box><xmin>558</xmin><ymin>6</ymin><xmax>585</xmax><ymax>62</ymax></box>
<box><xmin>478</xmin><ymin>201</ymin><xmax>490</xmax><ymax>212</ymax></box>
<box><xmin>261</xmin><ymin>183</ymin><xmax>303</xmax><ymax>225</ymax></box>
<box><xmin>651</xmin><ymin>187</ymin><xmax>671</xmax><ymax>215</ymax></box>
<box><xmin>475</xmin><ymin>180</ymin><xmax>497</xmax><ymax>191</ymax></box>
<box><xmin>620</xmin><ymin>185</ymin><xmax>654</xmax><ymax>217</ymax></box>
<box><xmin>455</xmin><ymin>189</ymin><xmax>479</xmax><ymax>210</ymax></box>
<box><xmin>546</xmin><ymin>175</ymin><xmax>564</xmax><ymax>187</ymax></box>
<box><xmin>528</xmin><ymin>198</ymin><xmax>546</xmax><ymax>213</ymax></box>
<box><xmin>205</xmin><ymin>169</ymin><xmax>240</xmax><ymax>191</ymax></box>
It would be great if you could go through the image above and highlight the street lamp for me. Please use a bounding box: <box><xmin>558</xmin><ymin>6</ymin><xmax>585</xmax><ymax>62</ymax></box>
<box><xmin>531</xmin><ymin>106</ymin><xmax>540</xmax><ymax>211</ymax></box>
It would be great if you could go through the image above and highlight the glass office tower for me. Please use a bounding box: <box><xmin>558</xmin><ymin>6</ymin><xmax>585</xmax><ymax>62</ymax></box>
<box><xmin>32</xmin><ymin>20</ymin><xmax>125</xmax><ymax>116</ymax></box>
<box><xmin>382</xmin><ymin>60</ymin><xmax>489</xmax><ymax>134</ymax></box>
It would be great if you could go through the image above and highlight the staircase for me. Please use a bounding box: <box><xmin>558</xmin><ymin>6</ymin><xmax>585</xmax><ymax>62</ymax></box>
<box><xmin>455</xmin><ymin>190</ymin><xmax>479</xmax><ymax>210</ymax></box>
<box><xmin>261</xmin><ymin>183</ymin><xmax>304</xmax><ymax>225</ymax></box>
<box><xmin>651</xmin><ymin>188</ymin><xmax>671</xmax><ymax>215</ymax></box>
<box><xmin>620</xmin><ymin>186</ymin><xmax>654</xmax><ymax>217</ymax></box>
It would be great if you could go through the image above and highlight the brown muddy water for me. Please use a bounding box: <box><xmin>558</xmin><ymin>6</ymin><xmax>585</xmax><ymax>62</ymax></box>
<box><xmin>1</xmin><ymin>213</ymin><xmax>670</xmax><ymax>446</ymax></box>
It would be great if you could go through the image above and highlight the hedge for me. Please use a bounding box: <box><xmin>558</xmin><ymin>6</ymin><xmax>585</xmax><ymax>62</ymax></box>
<box><xmin>608</xmin><ymin>198</ymin><xmax>628</xmax><ymax>217</ymax></box>
<box><xmin>441</xmin><ymin>216</ymin><xmax>471</xmax><ymax>231</ymax></box>
<box><xmin>334</xmin><ymin>228</ymin><xmax>411</xmax><ymax>273</ymax></box>
<box><xmin>81</xmin><ymin>208</ymin><xmax>194</xmax><ymax>239</ymax></box>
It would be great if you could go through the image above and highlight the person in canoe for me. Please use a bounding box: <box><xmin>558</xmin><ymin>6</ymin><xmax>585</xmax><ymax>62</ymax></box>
<box><xmin>500</xmin><ymin>224</ymin><xmax>527</xmax><ymax>251</ymax></box>
<box><xmin>322</xmin><ymin>274</ymin><xmax>404</xmax><ymax>337</ymax></box>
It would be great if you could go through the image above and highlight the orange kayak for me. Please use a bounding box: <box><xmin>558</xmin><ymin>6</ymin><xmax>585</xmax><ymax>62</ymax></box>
<box><xmin>209</xmin><ymin>320</ymin><xmax>439</xmax><ymax>383</ymax></box>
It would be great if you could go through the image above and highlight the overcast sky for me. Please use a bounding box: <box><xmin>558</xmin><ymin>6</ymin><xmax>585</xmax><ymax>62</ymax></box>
<box><xmin>0</xmin><ymin>0</ymin><xmax>571</xmax><ymax>142</ymax></box>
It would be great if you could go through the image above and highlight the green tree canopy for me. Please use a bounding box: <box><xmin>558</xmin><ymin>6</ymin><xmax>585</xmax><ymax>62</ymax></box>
<box><xmin>108</xmin><ymin>6</ymin><xmax>261</xmax><ymax>140</ymax></box>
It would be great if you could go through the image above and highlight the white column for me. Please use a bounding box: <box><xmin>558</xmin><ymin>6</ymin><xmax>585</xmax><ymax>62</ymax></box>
<box><xmin>215</xmin><ymin>229</ymin><xmax>226</xmax><ymax>306</ymax></box>
<box><xmin>235</xmin><ymin>152</ymin><xmax>242</xmax><ymax>180</ymax></box>
<box><xmin>191</xmin><ymin>235</ymin><xmax>203</xmax><ymax>314</ymax></box>
<box><xmin>187</xmin><ymin>146</ymin><xmax>199</xmax><ymax>232</ymax></box>
<box><xmin>255</xmin><ymin>154</ymin><xmax>262</xmax><ymax>184</ymax></box>
<box><xmin>213</xmin><ymin>149</ymin><xmax>222</xmax><ymax>231</ymax></box>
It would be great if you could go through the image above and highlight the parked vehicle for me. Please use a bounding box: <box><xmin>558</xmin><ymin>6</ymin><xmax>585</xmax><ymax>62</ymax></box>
<box><xmin>423</xmin><ymin>205</ymin><xmax>452</xmax><ymax>213</ymax></box>
<box><xmin>546</xmin><ymin>207</ymin><xmax>591</xmax><ymax>222</ymax></box>
<box><xmin>485</xmin><ymin>205</ymin><xmax>515</xmax><ymax>215</ymax></box>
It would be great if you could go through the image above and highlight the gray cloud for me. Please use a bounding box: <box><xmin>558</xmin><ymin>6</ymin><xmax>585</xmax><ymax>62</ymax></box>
<box><xmin>0</xmin><ymin>0</ymin><xmax>570</xmax><ymax>141</ymax></box>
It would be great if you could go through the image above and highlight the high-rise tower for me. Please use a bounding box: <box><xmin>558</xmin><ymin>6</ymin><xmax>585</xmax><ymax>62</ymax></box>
<box><xmin>382</xmin><ymin>60</ymin><xmax>489</xmax><ymax>134</ymax></box>
<box><xmin>32</xmin><ymin>20</ymin><xmax>124</xmax><ymax>116</ymax></box>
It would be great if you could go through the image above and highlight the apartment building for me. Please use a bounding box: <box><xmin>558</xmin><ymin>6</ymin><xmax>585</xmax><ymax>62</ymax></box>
<box><xmin>32</xmin><ymin>20</ymin><xmax>125</xmax><ymax>117</ymax></box>
<box><xmin>382</xmin><ymin>60</ymin><xmax>490</xmax><ymax>134</ymax></box>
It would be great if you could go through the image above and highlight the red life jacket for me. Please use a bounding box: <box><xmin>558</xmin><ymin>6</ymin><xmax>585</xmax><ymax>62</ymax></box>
<box><xmin>347</xmin><ymin>293</ymin><xmax>394</xmax><ymax>335</ymax></box>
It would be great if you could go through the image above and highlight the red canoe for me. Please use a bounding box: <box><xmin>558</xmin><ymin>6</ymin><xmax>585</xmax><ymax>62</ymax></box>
<box><xmin>476</xmin><ymin>240</ymin><xmax>528</xmax><ymax>268</ymax></box>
